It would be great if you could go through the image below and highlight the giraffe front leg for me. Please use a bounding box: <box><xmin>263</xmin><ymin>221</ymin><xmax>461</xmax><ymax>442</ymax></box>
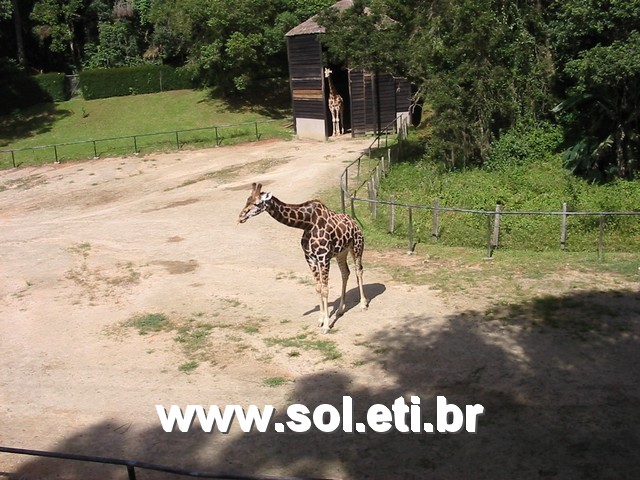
<box><xmin>318</xmin><ymin>263</ymin><xmax>331</xmax><ymax>334</ymax></box>
<box><xmin>306</xmin><ymin>258</ymin><xmax>329</xmax><ymax>330</ymax></box>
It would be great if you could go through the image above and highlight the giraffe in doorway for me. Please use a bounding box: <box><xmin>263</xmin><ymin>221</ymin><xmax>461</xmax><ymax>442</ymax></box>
<box><xmin>238</xmin><ymin>183</ymin><xmax>368</xmax><ymax>333</ymax></box>
<box><xmin>324</xmin><ymin>67</ymin><xmax>344</xmax><ymax>136</ymax></box>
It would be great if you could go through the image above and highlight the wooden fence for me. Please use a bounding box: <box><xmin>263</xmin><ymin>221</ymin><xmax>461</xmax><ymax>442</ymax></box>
<box><xmin>340</xmin><ymin>118</ymin><xmax>640</xmax><ymax>260</ymax></box>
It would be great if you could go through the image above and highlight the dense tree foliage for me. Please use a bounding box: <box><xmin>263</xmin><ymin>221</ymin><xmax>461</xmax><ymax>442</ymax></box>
<box><xmin>1</xmin><ymin>0</ymin><xmax>638</xmax><ymax>179</ymax></box>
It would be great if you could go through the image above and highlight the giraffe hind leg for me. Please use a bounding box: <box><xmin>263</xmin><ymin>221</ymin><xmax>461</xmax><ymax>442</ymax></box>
<box><xmin>351</xmin><ymin>248</ymin><xmax>368</xmax><ymax>311</ymax></box>
<box><xmin>334</xmin><ymin>250</ymin><xmax>350</xmax><ymax>320</ymax></box>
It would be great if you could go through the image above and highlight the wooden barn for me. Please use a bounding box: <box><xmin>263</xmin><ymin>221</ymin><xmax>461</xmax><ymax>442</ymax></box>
<box><xmin>285</xmin><ymin>0</ymin><xmax>411</xmax><ymax>140</ymax></box>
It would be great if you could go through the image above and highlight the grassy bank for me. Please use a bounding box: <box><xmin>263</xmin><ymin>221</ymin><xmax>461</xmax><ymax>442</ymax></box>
<box><xmin>0</xmin><ymin>89</ymin><xmax>292</xmax><ymax>167</ymax></box>
<box><xmin>363</xmin><ymin>141</ymin><xmax>640</xmax><ymax>253</ymax></box>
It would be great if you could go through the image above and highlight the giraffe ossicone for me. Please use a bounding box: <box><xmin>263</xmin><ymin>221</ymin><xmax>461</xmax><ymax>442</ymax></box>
<box><xmin>238</xmin><ymin>182</ymin><xmax>368</xmax><ymax>333</ymax></box>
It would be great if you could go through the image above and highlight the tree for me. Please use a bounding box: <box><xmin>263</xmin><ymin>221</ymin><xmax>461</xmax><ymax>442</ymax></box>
<box><xmin>550</xmin><ymin>0</ymin><xmax>640</xmax><ymax>180</ymax></box>
<box><xmin>83</xmin><ymin>0</ymin><xmax>152</xmax><ymax>68</ymax></box>
<box><xmin>149</xmin><ymin>0</ymin><xmax>334</xmax><ymax>92</ymax></box>
<box><xmin>321</xmin><ymin>0</ymin><xmax>555</xmax><ymax>169</ymax></box>
<box><xmin>30</xmin><ymin>0</ymin><xmax>87</xmax><ymax>70</ymax></box>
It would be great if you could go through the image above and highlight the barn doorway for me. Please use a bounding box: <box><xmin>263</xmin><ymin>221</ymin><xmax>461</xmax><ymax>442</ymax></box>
<box><xmin>324</xmin><ymin>64</ymin><xmax>351</xmax><ymax>137</ymax></box>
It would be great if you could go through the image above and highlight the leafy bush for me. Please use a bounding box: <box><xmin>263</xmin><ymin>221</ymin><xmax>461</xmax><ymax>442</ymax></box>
<box><xmin>35</xmin><ymin>72</ymin><xmax>69</xmax><ymax>102</ymax></box>
<box><xmin>377</xmin><ymin>137</ymin><xmax>640</xmax><ymax>252</ymax></box>
<box><xmin>80</xmin><ymin>64</ymin><xmax>193</xmax><ymax>100</ymax></box>
<box><xmin>0</xmin><ymin>62</ymin><xmax>50</xmax><ymax>114</ymax></box>
<box><xmin>485</xmin><ymin>121</ymin><xmax>564</xmax><ymax>171</ymax></box>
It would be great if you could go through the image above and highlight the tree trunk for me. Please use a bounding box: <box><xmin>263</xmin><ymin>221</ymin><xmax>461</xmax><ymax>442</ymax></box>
<box><xmin>12</xmin><ymin>0</ymin><xmax>26</xmax><ymax>66</ymax></box>
<box><xmin>615</xmin><ymin>124</ymin><xmax>627</xmax><ymax>178</ymax></box>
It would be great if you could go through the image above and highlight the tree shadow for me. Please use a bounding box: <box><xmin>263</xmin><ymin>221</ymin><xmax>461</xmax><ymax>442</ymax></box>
<box><xmin>9</xmin><ymin>289</ymin><xmax>640</xmax><ymax>479</ymax></box>
<box><xmin>0</xmin><ymin>104</ymin><xmax>72</xmax><ymax>147</ymax></box>
<box><xmin>207</xmin><ymin>78</ymin><xmax>292</xmax><ymax>120</ymax></box>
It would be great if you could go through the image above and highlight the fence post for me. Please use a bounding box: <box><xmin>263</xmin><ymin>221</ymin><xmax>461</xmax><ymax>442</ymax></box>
<box><xmin>92</xmin><ymin>141</ymin><xmax>98</xmax><ymax>159</ymax></box>
<box><xmin>389</xmin><ymin>195</ymin><xmax>395</xmax><ymax>234</ymax></box>
<box><xmin>175</xmin><ymin>131</ymin><xmax>180</xmax><ymax>149</ymax></box>
<box><xmin>126</xmin><ymin>465</ymin><xmax>137</xmax><ymax>480</ymax></box>
<box><xmin>598</xmin><ymin>215</ymin><xmax>605</xmax><ymax>261</ymax></box>
<box><xmin>11</xmin><ymin>150</ymin><xmax>16</xmax><ymax>168</ymax></box>
<box><xmin>492</xmin><ymin>204</ymin><xmax>501</xmax><ymax>250</ymax></box>
<box><xmin>432</xmin><ymin>198</ymin><xmax>440</xmax><ymax>241</ymax></box>
<box><xmin>255</xmin><ymin>122</ymin><xmax>260</xmax><ymax>141</ymax></box>
<box><xmin>133</xmin><ymin>136</ymin><xmax>139</xmax><ymax>155</ymax></box>
<box><xmin>408</xmin><ymin>207</ymin><xmax>415</xmax><ymax>253</ymax></box>
<box><xmin>372</xmin><ymin>180</ymin><xmax>377</xmax><ymax>220</ymax></box>
<box><xmin>53</xmin><ymin>145</ymin><xmax>59</xmax><ymax>164</ymax></box>
<box><xmin>560</xmin><ymin>202</ymin><xmax>568</xmax><ymax>250</ymax></box>
<box><xmin>350</xmin><ymin>195</ymin><xmax>356</xmax><ymax>218</ymax></box>
<box><xmin>485</xmin><ymin>214</ymin><xmax>493</xmax><ymax>259</ymax></box>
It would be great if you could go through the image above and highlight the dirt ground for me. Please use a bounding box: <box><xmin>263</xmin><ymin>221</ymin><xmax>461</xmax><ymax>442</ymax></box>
<box><xmin>1</xmin><ymin>137</ymin><xmax>639</xmax><ymax>480</ymax></box>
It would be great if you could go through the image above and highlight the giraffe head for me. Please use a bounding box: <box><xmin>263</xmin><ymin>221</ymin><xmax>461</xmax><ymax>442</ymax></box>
<box><xmin>238</xmin><ymin>182</ymin><xmax>272</xmax><ymax>224</ymax></box>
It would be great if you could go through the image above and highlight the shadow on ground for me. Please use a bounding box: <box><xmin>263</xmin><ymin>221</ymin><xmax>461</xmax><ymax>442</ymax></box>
<box><xmin>0</xmin><ymin>104</ymin><xmax>72</xmax><ymax>147</ymax></box>
<box><xmin>7</xmin><ymin>289</ymin><xmax>640</xmax><ymax>479</ymax></box>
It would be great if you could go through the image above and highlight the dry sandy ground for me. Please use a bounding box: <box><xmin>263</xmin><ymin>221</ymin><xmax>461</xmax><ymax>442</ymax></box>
<box><xmin>1</xmin><ymin>138</ymin><xmax>639</xmax><ymax>480</ymax></box>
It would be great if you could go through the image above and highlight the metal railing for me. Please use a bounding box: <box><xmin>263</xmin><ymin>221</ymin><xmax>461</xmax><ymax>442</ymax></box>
<box><xmin>1</xmin><ymin>119</ymin><xmax>286</xmax><ymax>168</ymax></box>
<box><xmin>0</xmin><ymin>446</ymin><xmax>334</xmax><ymax>480</ymax></box>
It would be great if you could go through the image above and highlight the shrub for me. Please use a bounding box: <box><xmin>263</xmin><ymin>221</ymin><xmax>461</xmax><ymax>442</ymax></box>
<box><xmin>378</xmin><ymin>153</ymin><xmax>640</xmax><ymax>252</ymax></box>
<box><xmin>80</xmin><ymin>64</ymin><xmax>194</xmax><ymax>100</ymax></box>
<box><xmin>35</xmin><ymin>72</ymin><xmax>69</xmax><ymax>102</ymax></box>
<box><xmin>0</xmin><ymin>63</ymin><xmax>50</xmax><ymax>114</ymax></box>
<box><xmin>485</xmin><ymin>121</ymin><xmax>564</xmax><ymax>171</ymax></box>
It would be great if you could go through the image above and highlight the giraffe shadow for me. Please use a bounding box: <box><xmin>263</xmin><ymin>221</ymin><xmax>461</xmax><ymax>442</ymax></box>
<box><xmin>302</xmin><ymin>283</ymin><xmax>386</xmax><ymax>318</ymax></box>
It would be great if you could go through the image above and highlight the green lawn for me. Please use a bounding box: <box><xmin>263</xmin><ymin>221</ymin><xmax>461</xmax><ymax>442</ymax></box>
<box><xmin>0</xmin><ymin>89</ymin><xmax>292</xmax><ymax>167</ymax></box>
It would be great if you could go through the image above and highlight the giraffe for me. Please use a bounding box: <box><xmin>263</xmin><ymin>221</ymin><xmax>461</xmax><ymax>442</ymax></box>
<box><xmin>324</xmin><ymin>67</ymin><xmax>344</xmax><ymax>136</ymax></box>
<box><xmin>238</xmin><ymin>182</ymin><xmax>368</xmax><ymax>333</ymax></box>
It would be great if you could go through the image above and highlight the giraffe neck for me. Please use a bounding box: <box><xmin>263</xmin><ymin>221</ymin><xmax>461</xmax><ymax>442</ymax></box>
<box><xmin>328</xmin><ymin>76</ymin><xmax>337</xmax><ymax>96</ymax></box>
<box><xmin>266</xmin><ymin>196</ymin><xmax>318</xmax><ymax>230</ymax></box>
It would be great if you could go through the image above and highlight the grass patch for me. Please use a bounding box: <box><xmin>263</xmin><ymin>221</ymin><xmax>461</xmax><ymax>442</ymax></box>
<box><xmin>265</xmin><ymin>333</ymin><xmax>342</xmax><ymax>361</ymax></box>
<box><xmin>1</xmin><ymin>89</ymin><xmax>292</xmax><ymax>168</ymax></box>
<box><xmin>263</xmin><ymin>377</ymin><xmax>288</xmax><ymax>388</ymax></box>
<box><xmin>178</xmin><ymin>360</ymin><xmax>199</xmax><ymax>373</ymax></box>
<box><xmin>174</xmin><ymin>321</ymin><xmax>215</xmax><ymax>355</ymax></box>
<box><xmin>126</xmin><ymin>313</ymin><xmax>172</xmax><ymax>335</ymax></box>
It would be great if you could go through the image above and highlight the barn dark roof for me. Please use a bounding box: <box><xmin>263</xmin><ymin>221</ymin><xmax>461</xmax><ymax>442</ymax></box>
<box><xmin>286</xmin><ymin>0</ymin><xmax>355</xmax><ymax>37</ymax></box>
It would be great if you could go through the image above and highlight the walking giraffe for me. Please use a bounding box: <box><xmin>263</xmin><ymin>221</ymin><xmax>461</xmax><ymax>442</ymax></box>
<box><xmin>238</xmin><ymin>183</ymin><xmax>368</xmax><ymax>333</ymax></box>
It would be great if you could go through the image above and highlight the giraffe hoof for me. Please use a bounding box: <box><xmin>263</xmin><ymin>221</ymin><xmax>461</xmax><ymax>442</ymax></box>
<box><xmin>321</xmin><ymin>326</ymin><xmax>330</xmax><ymax>334</ymax></box>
